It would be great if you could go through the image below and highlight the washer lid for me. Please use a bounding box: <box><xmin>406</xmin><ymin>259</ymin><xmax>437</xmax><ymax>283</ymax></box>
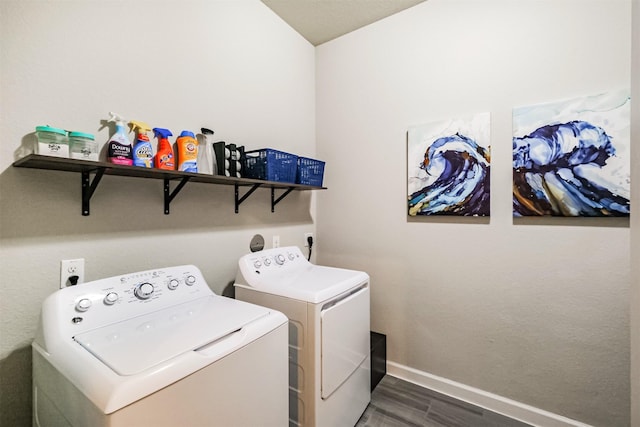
<box><xmin>74</xmin><ymin>295</ymin><xmax>269</xmax><ymax>376</ymax></box>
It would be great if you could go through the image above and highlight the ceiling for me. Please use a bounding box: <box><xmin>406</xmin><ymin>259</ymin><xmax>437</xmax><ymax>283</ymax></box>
<box><xmin>261</xmin><ymin>0</ymin><xmax>427</xmax><ymax>46</ymax></box>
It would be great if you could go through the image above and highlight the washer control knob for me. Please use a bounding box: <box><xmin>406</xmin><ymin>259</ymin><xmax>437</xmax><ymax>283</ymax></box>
<box><xmin>103</xmin><ymin>292</ymin><xmax>118</xmax><ymax>305</ymax></box>
<box><xmin>185</xmin><ymin>275</ymin><xmax>196</xmax><ymax>286</ymax></box>
<box><xmin>253</xmin><ymin>260</ymin><xmax>262</xmax><ymax>269</ymax></box>
<box><xmin>288</xmin><ymin>252</ymin><xmax>295</xmax><ymax>260</ymax></box>
<box><xmin>76</xmin><ymin>298</ymin><xmax>92</xmax><ymax>312</ymax></box>
<box><xmin>134</xmin><ymin>283</ymin><xmax>155</xmax><ymax>300</ymax></box>
<box><xmin>275</xmin><ymin>254</ymin><xmax>286</xmax><ymax>265</ymax></box>
<box><xmin>264</xmin><ymin>258</ymin><xmax>271</xmax><ymax>266</ymax></box>
<box><xmin>168</xmin><ymin>279</ymin><xmax>179</xmax><ymax>290</ymax></box>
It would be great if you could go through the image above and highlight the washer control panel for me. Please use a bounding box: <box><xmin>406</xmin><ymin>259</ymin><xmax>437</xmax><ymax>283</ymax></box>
<box><xmin>48</xmin><ymin>265</ymin><xmax>212</xmax><ymax>334</ymax></box>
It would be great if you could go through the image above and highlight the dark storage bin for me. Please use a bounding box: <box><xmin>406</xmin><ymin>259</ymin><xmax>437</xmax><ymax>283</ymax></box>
<box><xmin>370</xmin><ymin>331</ymin><xmax>386</xmax><ymax>391</ymax></box>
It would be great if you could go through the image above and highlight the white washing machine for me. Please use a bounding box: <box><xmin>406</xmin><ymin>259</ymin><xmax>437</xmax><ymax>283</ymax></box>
<box><xmin>32</xmin><ymin>265</ymin><xmax>288</xmax><ymax>427</ymax></box>
<box><xmin>234</xmin><ymin>246</ymin><xmax>370</xmax><ymax>427</ymax></box>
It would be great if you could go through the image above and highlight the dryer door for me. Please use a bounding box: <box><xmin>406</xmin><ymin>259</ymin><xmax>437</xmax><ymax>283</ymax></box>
<box><xmin>320</xmin><ymin>284</ymin><xmax>370</xmax><ymax>399</ymax></box>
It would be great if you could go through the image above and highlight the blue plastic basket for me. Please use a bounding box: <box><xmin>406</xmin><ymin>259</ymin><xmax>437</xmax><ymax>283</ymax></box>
<box><xmin>296</xmin><ymin>157</ymin><xmax>325</xmax><ymax>186</ymax></box>
<box><xmin>243</xmin><ymin>149</ymin><xmax>298</xmax><ymax>183</ymax></box>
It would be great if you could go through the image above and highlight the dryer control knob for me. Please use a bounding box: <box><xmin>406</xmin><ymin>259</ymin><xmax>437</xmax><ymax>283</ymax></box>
<box><xmin>76</xmin><ymin>298</ymin><xmax>92</xmax><ymax>312</ymax></box>
<box><xmin>185</xmin><ymin>275</ymin><xmax>196</xmax><ymax>286</ymax></box>
<box><xmin>168</xmin><ymin>279</ymin><xmax>179</xmax><ymax>290</ymax></box>
<box><xmin>264</xmin><ymin>258</ymin><xmax>271</xmax><ymax>266</ymax></box>
<box><xmin>253</xmin><ymin>260</ymin><xmax>262</xmax><ymax>269</ymax></box>
<box><xmin>288</xmin><ymin>252</ymin><xmax>295</xmax><ymax>260</ymax></box>
<box><xmin>134</xmin><ymin>283</ymin><xmax>155</xmax><ymax>300</ymax></box>
<box><xmin>104</xmin><ymin>292</ymin><xmax>118</xmax><ymax>305</ymax></box>
<box><xmin>275</xmin><ymin>254</ymin><xmax>286</xmax><ymax>265</ymax></box>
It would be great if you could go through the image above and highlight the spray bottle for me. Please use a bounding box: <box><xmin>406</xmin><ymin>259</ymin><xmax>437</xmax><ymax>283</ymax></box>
<box><xmin>153</xmin><ymin>128</ymin><xmax>175</xmax><ymax>170</ymax></box>
<box><xmin>107</xmin><ymin>112</ymin><xmax>133</xmax><ymax>165</ymax></box>
<box><xmin>196</xmin><ymin>128</ymin><xmax>216</xmax><ymax>175</ymax></box>
<box><xmin>176</xmin><ymin>130</ymin><xmax>198</xmax><ymax>173</ymax></box>
<box><xmin>130</xmin><ymin>120</ymin><xmax>154</xmax><ymax>168</ymax></box>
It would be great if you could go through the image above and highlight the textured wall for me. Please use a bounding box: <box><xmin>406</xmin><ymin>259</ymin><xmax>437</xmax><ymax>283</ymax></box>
<box><xmin>0</xmin><ymin>1</ymin><xmax>316</xmax><ymax>426</ymax></box>
<box><xmin>316</xmin><ymin>0</ymin><xmax>632</xmax><ymax>425</ymax></box>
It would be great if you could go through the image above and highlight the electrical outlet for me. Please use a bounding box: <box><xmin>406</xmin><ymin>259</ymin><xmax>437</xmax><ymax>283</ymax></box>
<box><xmin>60</xmin><ymin>258</ymin><xmax>85</xmax><ymax>288</ymax></box>
<box><xmin>273</xmin><ymin>235</ymin><xmax>280</xmax><ymax>248</ymax></box>
<box><xmin>304</xmin><ymin>233</ymin><xmax>314</xmax><ymax>247</ymax></box>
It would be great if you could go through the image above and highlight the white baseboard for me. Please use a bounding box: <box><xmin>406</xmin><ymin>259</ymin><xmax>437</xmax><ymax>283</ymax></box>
<box><xmin>386</xmin><ymin>361</ymin><xmax>592</xmax><ymax>427</ymax></box>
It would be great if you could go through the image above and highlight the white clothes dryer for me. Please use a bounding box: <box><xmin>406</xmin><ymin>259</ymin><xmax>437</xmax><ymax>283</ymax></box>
<box><xmin>234</xmin><ymin>246</ymin><xmax>370</xmax><ymax>427</ymax></box>
<box><xmin>32</xmin><ymin>265</ymin><xmax>288</xmax><ymax>427</ymax></box>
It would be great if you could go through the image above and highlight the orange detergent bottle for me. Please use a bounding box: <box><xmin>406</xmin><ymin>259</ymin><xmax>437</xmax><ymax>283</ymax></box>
<box><xmin>153</xmin><ymin>128</ymin><xmax>174</xmax><ymax>170</ymax></box>
<box><xmin>176</xmin><ymin>130</ymin><xmax>198</xmax><ymax>173</ymax></box>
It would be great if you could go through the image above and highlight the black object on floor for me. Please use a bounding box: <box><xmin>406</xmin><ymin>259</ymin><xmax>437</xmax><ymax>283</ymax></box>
<box><xmin>370</xmin><ymin>331</ymin><xmax>386</xmax><ymax>391</ymax></box>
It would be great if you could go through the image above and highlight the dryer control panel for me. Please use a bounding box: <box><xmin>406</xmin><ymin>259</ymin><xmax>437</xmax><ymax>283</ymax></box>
<box><xmin>235</xmin><ymin>246</ymin><xmax>370</xmax><ymax>304</ymax></box>
<box><xmin>239</xmin><ymin>246</ymin><xmax>308</xmax><ymax>274</ymax></box>
<box><xmin>42</xmin><ymin>265</ymin><xmax>213</xmax><ymax>336</ymax></box>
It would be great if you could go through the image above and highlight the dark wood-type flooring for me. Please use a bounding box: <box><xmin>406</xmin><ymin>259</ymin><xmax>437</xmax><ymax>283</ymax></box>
<box><xmin>356</xmin><ymin>376</ymin><xmax>533</xmax><ymax>427</ymax></box>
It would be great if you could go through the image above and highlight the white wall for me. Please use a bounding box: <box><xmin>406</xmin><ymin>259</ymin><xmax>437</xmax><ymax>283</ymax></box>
<box><xmin>631</xmin><ymin>0</ymin><xmax>639</xmax><ymax>425</ymax></box>
<box><xmin>316</xmin><ymin>0</ymin><xmax>632</xmax><ymax>426</ymax></box>
<box><xmin>0</xmin><ymin>1</ymin><xmax>316</xmax><ymax>425</ymax></box>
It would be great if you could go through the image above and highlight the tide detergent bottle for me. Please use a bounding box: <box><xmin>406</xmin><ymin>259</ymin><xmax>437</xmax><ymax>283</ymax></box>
<box><xmin>153</xmin><ymin>128</ymin><xmax>174</xmax><ymax>170</ymax></box>
<box><xmin>130</xmin><ymin>120</ymin><xmax>154</xmax><ymax>168</ymax></box>
<box><xmin>107</xmin><ymin>112</ymin><xmax>133</xmax><ymax>165</ymax></box>
<box><xmin>176</xmin><ymin>130</ymin><xmax>198</xmax><ymax>173</ymax></box>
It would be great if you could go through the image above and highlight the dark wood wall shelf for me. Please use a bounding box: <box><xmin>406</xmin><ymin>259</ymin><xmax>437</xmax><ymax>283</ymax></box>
<box><xmin>13</xmin><ymin>155</ymin><xmax>326</xmax><ymax>216</ymax></box>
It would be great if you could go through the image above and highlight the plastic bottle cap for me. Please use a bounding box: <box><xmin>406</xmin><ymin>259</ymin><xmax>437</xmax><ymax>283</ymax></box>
<box><xmin>35</xmin><ymin>126</ymin><xmax>66</xmax><ymax>136</ymax></box>
<box><xmin>68</xmin><ymin>131</ymin><xmax>95</xmax><ymax>140</ymax></box>
<box><xmin>179</xmin><ymin>130</ymin><xmax>195</xmax><ymax>138</ymax></box>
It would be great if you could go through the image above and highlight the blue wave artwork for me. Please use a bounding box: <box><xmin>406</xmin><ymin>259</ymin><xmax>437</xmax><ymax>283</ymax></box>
<box><xmin>408</xmin><ymin>113</ymin><xmax>491</xmax><ymax>216</ymax></box>
<box><xmin>512</xmin><ymin>90</ymin><xmax>630</xmax><ymax>217</ymax></box>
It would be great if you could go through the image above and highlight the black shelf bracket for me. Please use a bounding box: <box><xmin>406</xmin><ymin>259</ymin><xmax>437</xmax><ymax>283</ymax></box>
<box><xmin>271</xmin><ymin>187</ymin><xmax>295</xmax><ymax>212</ymax></box>
<box><xmin>81</xmin><ymin>168</ymin><xmax>106</xmax><ymax>216</ymax></box>
<box><xmin>164</xmin><ymin>177</ymin><xmax>191</xmax><ymax>214</ymax></box>
<box><xmin>235</xmin><ymin>183</ymin><xmax>262</xmax><ymax>213</ymax></box>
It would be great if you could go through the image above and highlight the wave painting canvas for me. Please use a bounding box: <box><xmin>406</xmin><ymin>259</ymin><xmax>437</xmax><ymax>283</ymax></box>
<box><xmin>512</xmin><ymin>90</ymin><xmax>630</xmax><ymax>217</ymax></box>
<box><xmin>408</xmin><ymin>112</ymin><xmax>491</xmax><ymax>217</ymax></box>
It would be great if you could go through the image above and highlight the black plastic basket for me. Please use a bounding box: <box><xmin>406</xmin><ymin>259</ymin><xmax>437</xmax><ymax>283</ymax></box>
<box><xmin>296</xmin><ymin>157</ymin><xmax>325</xmax><ymax>186</ymax></box>
<box><xmin>243</xmin><ymin>149</ymin><xmax>298</xmax><ymax>183</ymax></box>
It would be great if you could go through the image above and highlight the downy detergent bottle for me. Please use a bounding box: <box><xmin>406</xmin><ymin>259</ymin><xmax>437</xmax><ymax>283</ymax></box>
<box><xmin>153</xmin><ymin>128</ymin><xmax>175</xmax><ymax>170</ymax></box>
<box><xmin>130</xmin><ymin>120</ymin><xmax>154</xmax><ymax>168</ymax></box>
<box><xmin>176</xmin><ymin>130</ymin><xmax>198</xmax><ymax>173</ymax></box>
<box><xmin>107</xmin><ymin>112</ymin><xmax>133</xmax><ymax>165</ymax></box>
